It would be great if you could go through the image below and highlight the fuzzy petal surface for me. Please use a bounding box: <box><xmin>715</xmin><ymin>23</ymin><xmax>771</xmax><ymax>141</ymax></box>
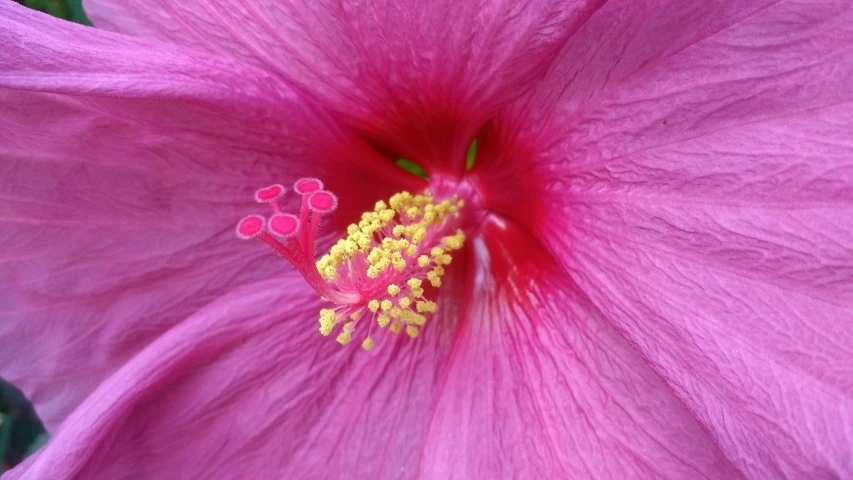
<box><xmin>419</xmin><ymin>221</ymin><xmax>744</xmax><ymax>479</ymax></box>
<box><xmin>0</xmin><ymin>3</ymin><xmax>411</xmax><ymax>432</ymax></box>
<box><xmin>5</xmin><ymin>277</ymin><xmax>457</xmax><ymax>479</ymax></box>
<box><xmin>473</xmin><ymin>1</ymin><xmax>853</xmax><ymax>478</ymax></box>
<box><xmin>83</xmin><ymin>0</ymin><xmax>604</xmax><ymax>174</ymax></box>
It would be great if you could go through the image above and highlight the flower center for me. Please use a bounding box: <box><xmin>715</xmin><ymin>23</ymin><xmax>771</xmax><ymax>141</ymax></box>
<box><xmin>236</xmin><ymin>178</ymin><xmax>466</xmax><ymax>351</ymax></box>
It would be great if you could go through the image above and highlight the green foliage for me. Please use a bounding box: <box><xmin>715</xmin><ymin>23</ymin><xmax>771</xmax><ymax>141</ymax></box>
<box><xmin>14</xmin><ymin>0</ymin><xmax>90</xmax><ymax>24</ymax></box>
<box><xmin>0</xmin><ymin>381</ymin><xmax>47</xmax><ymax>472</ymax></box>
<box><xmin>466</xmin><ymin>139</ymin><xmax>477</xmax><ymax>170</ymax></box>
<box><xmin>395</xmin><ymin>159</ymin><xmax>429</xmax><ymax>179</ymax></box>
<box><xmin>395</xmin><ymin>140</ymin><xmax>478</xmax><ymax>180</ymax></box>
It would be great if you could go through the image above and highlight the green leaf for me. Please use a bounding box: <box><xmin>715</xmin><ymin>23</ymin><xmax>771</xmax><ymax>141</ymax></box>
<box><xmin>25</xmin><ymin>433</ymin><xmax>50</xmax><ymax>457</ymax></box>
<box><xmin>395</xmin><ymin>159</ymin><xmax>429</xmax><ymax>179</ymax></box>
<box><xmin>0</xmin><ymin>413</ymin><xmax>13</xmax><ymax>465</ymax></box>
<box><xmin>466</xmin><ymin>139</ymin><xmax>477</xmax><ymax>170</ymax></box>
<box><xmin>67</xmin><ymin>0</ymin><xmax>91</xmax><ymax>25</ymax></box>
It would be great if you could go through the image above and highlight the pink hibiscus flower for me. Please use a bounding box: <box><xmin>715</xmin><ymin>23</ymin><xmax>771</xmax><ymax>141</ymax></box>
<box><xmin>2</xmin><ymin>0</ymin><xmax>852</xmax><ymax>478</ymax></box>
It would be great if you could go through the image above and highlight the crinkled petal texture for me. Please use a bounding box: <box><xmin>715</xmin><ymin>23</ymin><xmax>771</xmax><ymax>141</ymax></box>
<box><xmin>5</xmin><ymin>277</ymin><xmax>460</xmax><ymax>479</ymax></box>
<box><xmin>472</xmin><ymin>0</ymin><xmax>853</xmax><ymax>478</ymax></box>
<box><xmin>0</xmin><ymin>2</ymin><xmax>416</xmax><ymax>433</ymax></box>
<box><xmin>5</xmin><ymin>1</ymin><xmax>853</xmax><ymax>480</ymax></box>
<box><xmin>83</xmin><ymin>0</ymin><xmax>604</xmax><ymax>174</ymax></box>
<box><xmin>8</xmin><ymin>225</ymin><xmax>743</xmax><ymax>480</ymax></box>
<box><xmin>420</xmin><ymin>222</ymin><xmax>742</xmax><ymax>479</ymax></box>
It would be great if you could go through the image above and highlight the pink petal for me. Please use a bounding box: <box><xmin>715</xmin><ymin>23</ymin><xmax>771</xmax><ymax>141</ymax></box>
<box><xmin>421</xmin><ymin>221</ymin><xmax>741</xmax><ymax>479</ymax></box>
<box><xmin>6</xmin><ymin>277</ymin><xmax>458</xmax><ymax>479</ymax></box>
<box><xmin>83</xmin><ymin>0</ymin><xmax>604</xmax><ymax>175</ymax></box>
<box><xmin>564</xmin><ymin>206</ymin><xmax>853</xmax><ymax>478</ymax></box>
<box><xmin>473</xmin><ymin>1</ymin><xmax>853</xmax><ymax>477</ymax></box>
<box><xmin>0</xmin><ymin>3</ymin><xmax>410</xmax><ymax>432</ymax></box>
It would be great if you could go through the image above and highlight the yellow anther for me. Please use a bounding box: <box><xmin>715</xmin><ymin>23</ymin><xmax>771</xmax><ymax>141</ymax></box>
<box><xmin>391</xmin><ymin>252</ymin><xmax>407</xmax><ymax>271</ymax></box>
<box><xmin>407</xmin><ymin>278</ymin><xmax>422</xmax><ymax>289</ymax></box>
<box><xmin>362</xmin><ymin>223</ymin><xmax>380</xmax><ymax>237</ymax></box>
<box><xmin>414</xmin><ymin>314</ymin><xmax>426</xmax><ymax>326</ymax></box>
<box><xmin>382</xmin><ymin>238</ymin><xmax>395</xmax><ymax>250</ymax></box>
<box><xmin>457</xmin><ymin>199</ymin><xmax>465</xmax><ymax>208</ymax></box>
<box><xmin>390</xmin><ymin>323</ymin><xmax>401</xmax><ymax>334</ymax></box>
<box><xmin>433</xmin><ymin>266</ymin><xmax>445</xmax><ymax>277</ymax></box>
<box><xmin>368</xmin><ymin>300</ymin><xmax>380</xmax><ymax>313</ymax></box>
<box><xmin>344</xmin><ymin>239</ymin><xmax>358</xmax><ymax>256</ymax></box>
<box><xmin>416</xmin><ymin>301</ymin><xmax>437</xmax><ymax>313</ymax></box>
<box><xmin>399</xmin><ymin>297</ymin><xmax>412</xmax><ymax>309</ymax></box>
<box><xmin>418</xmin><ymin>255</ymin><xmax>430</xmax><ymax>267</ymax></box>
<box><xmin>350</xmin><ymin>310</ymin><xmax>362</xmax><ymax>321</ymax></box>
<box><xmin>319</xmin><ymin>309</ymin><xmax>337</xmax><ymax>336</ymax></box>
<box><xmin>356</xmin><ymin>234</ymin><xmax>371</xmax><ymax>251</ymax></box>
<box><xmin>389</xmin><ymin>192</ymin><xmax>412</xmax><ymax>211</ymax></box>
<box><xmin>347</xmin><ymin>224</ymin><xmax>359</xmax><ymax>235</ymax></box>
<box><xmin>427</xmin><ymin>271</ymin><xmax>441</xmax><ymax>287</ymax></box>
<box><xmin>323</xmin><ymin>266</ymin><xmax>338</xmax><ymax>281</ymax></box>
<box><xmin>389</xmin><ymin>308</ymin><xmax>401</xmax><ymax>319</ymax></box>
<box><xmin>336</xmin><ymin>331</ymin><xmax>352</xmax><ymax>345</ymax></box>
<box><xmin>381</xmin><ymin>299</ymin><xmax>392</xmax><ymax>311</ymax></box>
<box><xmin>377</xmin><ymin>314</ymin><xmax>390</xmax><ymax>328</ymax></box>
<box><xmin>388</xmin><ymin>284</ymin><xmax>400</xmax><ymax>296</ymax></box>
<box><xmin>392</xmin><ymin>225</ymin><xmax>405</xmax><ymax>237</ymax></box>
<box><xmin>406</xmin><ymin>245</ymin><xmax>418</xmax><ymax>257</ymax></box>
<box><xmin>379</xmin><ymin>209</ymin><xmax>395</xmax><ymax>223</ymax></box>
<box><xmin>406</xmin><ymin>206</ymin><xmax>421</xmax><ymax>220</ymax></box>
<box><xmin>401</xmin><ymin>310</ymin><xmax>418</xmax><ymax>324</ymax></box>
<box><xmin>329</xmin><ymin>243</ymin><xmax>345</xmax><ymax>261</ymax></box>
<box><xmin>411</xmin><ymin>287</ymin><xmax>424</xmax><ymax>298</ymax></box>
<box><xmin>362</xmin><ymin>337</ymin><xmax>374</xmax><ymax>351</ymax></box>
<box><xmin>367</xmin><ymin>247</ymin><xmax>383</xmax><ymax>264</ymax></box>
<box><xmin>374</xmin><ymin>200</ymin><xmax>388</xmax><ymax>212</ymax></box>
<box><xmin>411</xmin><ymin>227</ymin><xmax>427</xmax><ymax>244</ymax></box>
<box><xmin>406</xmin><ymin>326</ymin><xmax>419</xmax><ymax>339</ymax></box>
<box><xmin>367</xmin><ymin>257</ymin><xmax>390</xmax><ymax>278</ymax></box>
<box><xmin>436</xmin><ymin>254</ymin><xmax>452</xmax><ymax>266</ymax></box>
<box><xmin>444</xmin><ymin>232</ymin><xmax>465</xmax><ymax>250</ymax></box>
<box><xmin>431</xmin><ymin>247</ymin><xmax>445</xmax><ymax>258</ymax></box>
<box><xmin>319</xmin><ymin>310</ymin><xmax>335</xmax><ymax>323</ymax></box>
<box><xmin>423</xmin><ymin>211</ymin><xmax>436</xmax><ymax>223</ymax></box>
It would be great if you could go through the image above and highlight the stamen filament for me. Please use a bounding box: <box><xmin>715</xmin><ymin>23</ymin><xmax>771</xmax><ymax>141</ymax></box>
<box><xmin>237</xmin><ymin>181</ymin><xmax>465</xmax><ymax>350</ymax></box>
